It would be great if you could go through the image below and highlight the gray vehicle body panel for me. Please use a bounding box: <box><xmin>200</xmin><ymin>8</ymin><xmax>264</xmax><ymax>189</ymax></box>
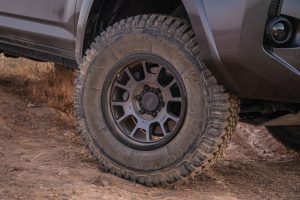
<box><xmin>184</xmin><ymin>0</ymin><xmax>300</xmax><ymax>103</ymax></box>
<box><xmin>75</xmin><ymin>0</ymin><xmax>92</xmax><ymax>63</ymax></box>
<box><xmin>0</xmin><ymin>0</ymin><xmax>76</xmax><ymax>58</ymax></box>
<box><xmin>0</xmin><ymin>0</ymin><xmax>299</xmax><ymax>103</ymax></box>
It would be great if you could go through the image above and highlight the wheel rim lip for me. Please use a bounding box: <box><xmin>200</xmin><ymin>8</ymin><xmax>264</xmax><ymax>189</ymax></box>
<box><xmin>102</xmin><ymin>53</ymin><xmax>187</xmax><ymax>151</ymax></box>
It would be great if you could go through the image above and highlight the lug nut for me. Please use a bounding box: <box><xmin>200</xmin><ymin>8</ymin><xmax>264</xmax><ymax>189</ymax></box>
<box><xmin>144</xmin><ymin>85</ymin><xmax>149</xmax><ymax>91</ymax></box>
<box><xmin>139</xmin><ymin>109</ymin><xmax>145</xmax><ymax>114</ymax></box>
<box><xmin>161</xmin><ymin>102</ymin><xmax>165</xmax><ymax>107</ymax></box>
<box><xmin>123</xmin><ymin>92</ymin><xmax>129</xmax><ymax>101</ymax></box>
<box><xmin>152</xmin><ymin>112</ymin><xmax>157</xmax><ymax>117</ymax></box>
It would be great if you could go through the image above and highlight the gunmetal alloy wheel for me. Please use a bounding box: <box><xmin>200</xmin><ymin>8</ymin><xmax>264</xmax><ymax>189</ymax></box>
<box><xmin>103</xmin><ymin>54</ymin><xmax>187</xmax><ymax>150</ymax></box>
<box><xmin>75</xmin><ymin>15</ymin><xmax>239</xmax><ymax>186</ymax></box>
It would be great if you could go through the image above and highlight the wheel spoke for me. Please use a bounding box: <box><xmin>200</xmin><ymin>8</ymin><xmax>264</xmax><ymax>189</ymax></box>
<box><xmin>125</xmin><ymin>68</ymin><xmax>136</xmax><ymax>83</ymax></box>
<box><xmin>161</xmin><ymin>79</ymin><xmax>176</xmax><ymax>100</ymax></box>
<box><xmin>135</xmin><ymin>119</ymin><xmax>152</xmax><ymax>142</ymax></box>
<box><xmin>144</xmin><ymin>124</ymin><xmax>151</xmax><ymax>142</ymax></box>
<box><xmin>151</xmin><ymin>64</ymin><xmax>163</xmax><ymax>75</ymax></box>
<box><xmin>111</xmin><ymin>101</ymin><xmax>126</xmax><ymax>107</ymax></box>
<box><xmin>163</xmin><ymin>88</ymin><xmax>173</xmax><ymax>102</ymax></box>
<box><xmin>167</xmin><ymin>113</ymin><xmax>179</xmax><ymax>123</ymax></box>
<box><xmin>159</xmin><ymin>122</ymin><xmax>168</xmax><ymax>136</ymax></box>
<box><xmin>116</xmin><ymin>114</ymin><xmax>129</xmax><ymax>123</ymax></box>
<box><xmin>166</xmin><ymin>79</ymin><xmax>176</xmax><ymax>89</ymax></box>
<box><xmin>129</xmin><ymin>126</ymin><xmax>138</xmax><ymax>137</ymax></box>
<box><xmin>142</xmin><ymin>62</ymin><xmax>149</xmax><ymax>78</ymax></box>
<box><xmin>114</xmin><ymin>82</ymin><xmax>128</xmax><ymax>91</ymax></box>
<box><xmin>143</xmin><ymin>62</ymin><xmax>163</xmax><ymax>81</ymax></box>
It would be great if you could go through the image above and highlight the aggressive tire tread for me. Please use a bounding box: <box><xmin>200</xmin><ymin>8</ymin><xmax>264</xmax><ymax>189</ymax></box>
<box><xmin>74</xmin><ymin>14</ymin><xmax>239</xmax><ymax>186</ymax></box>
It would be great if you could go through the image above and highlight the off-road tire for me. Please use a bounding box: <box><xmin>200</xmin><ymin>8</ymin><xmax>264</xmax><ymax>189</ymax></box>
<box><xmin>74</xmin><ymin>15</ymin><xmax>239</xmax><ymax>186</ymax></box>
<box><xmin>267</xmin><ymin>126</ymin><xmax>300</xmax><ymax>151</ymax></box>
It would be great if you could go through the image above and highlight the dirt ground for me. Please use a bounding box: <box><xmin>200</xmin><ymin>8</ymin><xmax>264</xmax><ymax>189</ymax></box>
<box><xmin>0</xmin><ymin>65</ymin><xmax>300</xmax><ymax>200</ymax></box>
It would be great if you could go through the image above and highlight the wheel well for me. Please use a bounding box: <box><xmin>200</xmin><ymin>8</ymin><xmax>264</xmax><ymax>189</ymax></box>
<box><xmin>83</xmin><ymin>0</ymin><xmax>188</xmax><ymax>54</ymax></box>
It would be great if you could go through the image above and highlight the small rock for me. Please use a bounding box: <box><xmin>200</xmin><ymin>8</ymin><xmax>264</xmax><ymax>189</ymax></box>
<box><xmin>101</xmin><ymin>180</ymin><xmax>110</xmax><ymax>187</ymax></box>
<box><xmin>64</xmin><ymin>131</ymin><xmax>75</xmax><ymax>138</ymax></box>
<box><xmin>21</xmin><ymin>155</ymin><xmax>31</xmax><ymax>162</ymax></box>
<box><xmin>27</xmin><ymin>103</ymin><xmax>37</xmax><ymax>108</ymax></box>
<box><xmin>31</xmin><ymin>106</ymin><xmax>52</xmax><ymax>117</ymax></box>
<box><xmin>8</xmin><ymin>167</ymin><xmax>18</xmax><ymax>172</ymax></box>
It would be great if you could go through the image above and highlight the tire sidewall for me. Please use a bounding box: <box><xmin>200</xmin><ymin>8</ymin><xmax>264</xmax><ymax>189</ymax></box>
<box><xmin>81</xmin><ymin>28</ymin><xmax>209</xmax><ymax>172</ymax></box>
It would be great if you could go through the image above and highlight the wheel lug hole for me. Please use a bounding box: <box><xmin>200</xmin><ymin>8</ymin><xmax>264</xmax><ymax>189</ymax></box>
<box><xmin>139</xmin><ymin>109</ymin><xmax>145</xmax><ymax>114</ymax></box>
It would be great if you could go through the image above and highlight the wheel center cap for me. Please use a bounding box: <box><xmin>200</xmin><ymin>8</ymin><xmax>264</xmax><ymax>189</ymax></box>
<box><xmin>142</xmin><ymin>92</ymin><xmax>160</xmax><ymax>112</ymax></box>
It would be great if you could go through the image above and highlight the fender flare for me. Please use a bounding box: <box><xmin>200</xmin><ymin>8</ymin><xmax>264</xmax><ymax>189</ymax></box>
<box><xmin>75</xmin><ymin>0</ymin><xmax>94</xmax><ymax>63</ymax></box>
<box><xmin>181</xmin><ymin>0</ymin><xmax>222</xmax><ymax>67</ymax></box>
<box><xmin>74</xmin><ymin>0</ymin><xmax>221</xmax><ymax>70</ymax></box>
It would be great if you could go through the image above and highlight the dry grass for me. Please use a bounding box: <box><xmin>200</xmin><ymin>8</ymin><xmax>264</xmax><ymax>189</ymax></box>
<box><xmin>0</xmin><ymin>54</ymin><xmax>75</xmax><ymax>114</ymax></box>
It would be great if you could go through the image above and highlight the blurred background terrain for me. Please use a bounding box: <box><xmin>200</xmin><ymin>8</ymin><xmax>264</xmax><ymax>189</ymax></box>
<box><xmin>0</xmin><ymin>54</ymin><xmax>74</xmax><ymax>114</ymax></box>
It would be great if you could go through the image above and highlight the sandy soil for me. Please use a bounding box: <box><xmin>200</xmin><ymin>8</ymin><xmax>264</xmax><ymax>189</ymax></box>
<box><xmin>0</xmin><ymin>83</ymin><xmax>299</xmax><ymax>200</ymax></box>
